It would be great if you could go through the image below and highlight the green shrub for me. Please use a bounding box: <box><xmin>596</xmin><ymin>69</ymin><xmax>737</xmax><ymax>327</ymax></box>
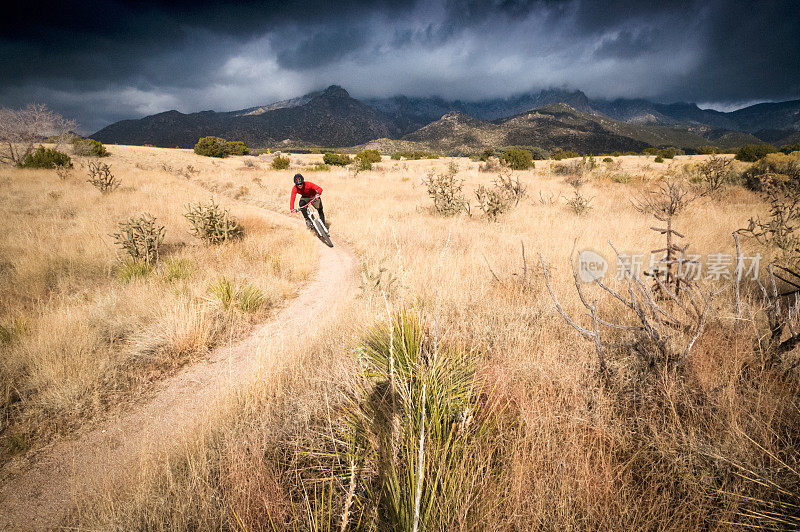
<box><xmin>603</xmin><ymin>157</ymin><xmax>614</xmax><ymax>163</ymax></box>
<box><xmin>552</xmin><ymin>160</ymin><xmax>582</xmax><ymax>175</ymax></box>
<box><xmin>306</xmin><ymin>163</ymin><xmax>330</xmax><ymax>172</ymax></box>
<box><xmin>551</xmin><ymin>149</ymin><xmax>579</xmax><ymax>161</ymax></box>
<box><xmin>19</xmin><ymin>146</ymin><xmax>72</xmax><ymax>168</ymax></box>
<box><xmin>72</xmin><ymin>138</ymin><xmax>109</xmax><ymax>157</ymax></box>
<box><xmin>323</xmin><ymin>152</ymin><xmax>352</xmax><ymax>166</ymax></box>
<box><xmin>208</xmin><ymin>276</ymin><xmax>236</xmax><ymax>310</ymax></box>
<box><xmin>696</xmin><ymin>145</ymin><xmax>720</xmax><ymax>155</ymax></box>
<box><xmin>696</xmin><ymin>153</ymin><xmax>734</xmax><ymax>193</ymax></box>
<box><xmin>780</xmin><ymin>143</ymin><xmax>800</xmax><ymax>155</ymax></box>
<box><xmin>735</xmin><ymin>143</ymin><xmax>777</xmax><ymax>162</ymax></box>
<box><xmin>658</xmin><ymin>147</ymin><xmax>682</xmax><ymax>159</ymax></box>
<box><xmin>478</xmin><ymin>148</ymin><xmax>494</xmax><ymax>161</ymax></box>
<box><xmin>236</xmin><ymin>282</ymin><xmax>266</xmax><ymax>312</ymax></box>
<box><xmin>501</xmin><ymin>148</ymin><xmax>533</xmax><ymax>170</ymax></box>
<box><xmin>225</xmin><ymin>141</ymin><xmax>248</xmax><ymax>156</ymax></box>
<box><xmin>357</xmin><ymin>149</ymin><xmax>382</xmax><ymax>163</ymax></box>
<box><xmin>193</xmin><ymin>137</ymin><xmax>248</xmax><ymax>157</ymax></box>
<box><xmin>611</xmin><ymin>151</ymin><xmax>622</xmax><ymax>157</ymax></box>
<box><xmin>566</xmin><ymin>190</ymin><xmax>593</xmax><ymax>215</ymax></box>
<box><xmin>642</xmin><ymin>147</ymin><xmax>659</xmax><ymax>156</ymax></box>
<box><xmin>529</xmin><ymin>146</ymin><xmax>551</xmax><ymax>160</ymax></box>
<box><xmin>353</xmin><ymin>156</ymin><xmax>372</xmax><ymax>172</ymax></box>
<box><xmin>194</xmin><ymin>136</ymin><xmax>228</xmax><ymax>157</ymax></box>
<box><xmin>742</xmin><ymin>152</ymin><xmax>800</xmax><ymax>191</ymax></box>
<box><xmin>475</xmin><ymin>185</ymin><xmax>511</xmax><ymax>221</ymax></box>
<box><xmin>654</xmin><ymin>156</ymin><xmax>664</xmax><ymax>163</ymax></box>
<box><xmin>271</xmin><ymin>156</ymin><xmax>290</xmax><ymax>170</ymax></box>
<box><xmin>352</xmin><ymin>150</ymin><xmax>380</xmax><ymax>173</ymax></box>
<box><xmin>2</xmin><ymin>431</ymin><xmax>32</xmax><ymax>455</ymax></box>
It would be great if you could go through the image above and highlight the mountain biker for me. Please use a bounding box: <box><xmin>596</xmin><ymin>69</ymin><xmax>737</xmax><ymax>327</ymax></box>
<box><xmin>289</xmin><ymin>173</ymin><xmax>327</xmax><ymax>230</ymax></box>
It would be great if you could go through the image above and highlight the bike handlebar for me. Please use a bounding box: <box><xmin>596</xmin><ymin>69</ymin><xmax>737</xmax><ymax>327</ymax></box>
<box><xmin>291</xmin><ymin>195</ymin><xmax>321</xmax><ymax>213</ymax></box>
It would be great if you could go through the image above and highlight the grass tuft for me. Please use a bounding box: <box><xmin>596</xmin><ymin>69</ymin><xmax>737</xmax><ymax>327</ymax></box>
<box><xmin>208</xmin><ymin>276</ymin><xmax>267</xmax><ymax>313</ymax></box>
<box><xmin>161</xmin><ymin>257</ymin><xmax>195</xmax><ymax>282</ymax></box>
<box><xmin>116</xmin><ymin>259</ymin><xmax>153</xmax><ymax>283</ymax></box>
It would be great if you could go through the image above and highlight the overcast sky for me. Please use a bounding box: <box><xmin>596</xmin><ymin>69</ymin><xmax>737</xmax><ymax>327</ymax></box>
<box><xmin>1</xmin><ymin>0</ymin><xmax>798</xmax><ymax>133</ymax></box>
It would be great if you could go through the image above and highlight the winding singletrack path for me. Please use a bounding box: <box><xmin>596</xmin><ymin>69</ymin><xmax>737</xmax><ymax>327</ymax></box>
<box><xmin>0</xmin><ymin>207</ymin><xmax>356</xmax><ymax>530</ymax></box>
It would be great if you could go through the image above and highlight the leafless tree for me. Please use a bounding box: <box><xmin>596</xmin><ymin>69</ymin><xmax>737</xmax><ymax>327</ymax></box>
<box><xmin>633</xmin><ymin>180</ymin><xmax>695</xmax><ymax>295</ymax></box>
<box><xmin>0</xmin><ymin>104</ymin><xmax>75</xmax><ymax>165</ymax></box>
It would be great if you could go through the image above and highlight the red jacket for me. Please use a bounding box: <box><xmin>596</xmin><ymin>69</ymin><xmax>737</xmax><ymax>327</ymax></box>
<box><xmin>289</xmin><ymin>182</ymin><xmax>323</xmax><ymax>211</ymax></box>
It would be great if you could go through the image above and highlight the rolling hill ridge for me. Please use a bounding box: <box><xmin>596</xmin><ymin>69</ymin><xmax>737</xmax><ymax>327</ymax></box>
<box><xmin>92</xmin><ymin>85</ymin><xmax>800</xmax><ymax>153</ymax></box>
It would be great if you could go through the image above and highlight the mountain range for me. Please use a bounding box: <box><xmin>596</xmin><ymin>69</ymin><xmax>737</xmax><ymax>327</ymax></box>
<box><xmin>92</xmin><ymin>85</ymin><xmax>800</xmax><ymax>154</ymax></box>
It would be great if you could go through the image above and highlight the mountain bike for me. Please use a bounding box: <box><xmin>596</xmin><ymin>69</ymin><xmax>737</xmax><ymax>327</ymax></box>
<box><xmin>293</xmin><ymin>197</ymin><xmax>333</xmax><ymax>247</ymax></box>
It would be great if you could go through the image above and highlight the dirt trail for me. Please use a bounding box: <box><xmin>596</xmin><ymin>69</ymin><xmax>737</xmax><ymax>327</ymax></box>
<box><xmin>0</xmin><ymin>208</ymin><xmax>356</xmax><ymax>531</ymax></box>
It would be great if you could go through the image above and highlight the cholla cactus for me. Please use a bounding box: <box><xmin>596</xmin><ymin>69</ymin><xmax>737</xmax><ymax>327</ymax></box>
<box><xmin>87</xmin><ymin>161</ymin><xmax>118</xmax><ymax>193</ymax></box>
<box><xmin>422</xmin><ymin>163</ymin><xmax>469</xmax><ymax>216</ymax></box>
<box><xmin>494</xmin><ymin>169</ymin><xmax>527</xmax><ymax>205</ymax></box>
<box><xmin>475</xmin><ymin>185</ymin><xmax>510</xmax><ymax>221</ymax></box>
<box><xmin>184</xmin><ymin>199</ymin><xmax>243</xmax><ymax>244</ymax></box>
<box><xmin>113</xmin><ymin>213</ymin><xmax>165</xmax><ymax>265</ymax></box>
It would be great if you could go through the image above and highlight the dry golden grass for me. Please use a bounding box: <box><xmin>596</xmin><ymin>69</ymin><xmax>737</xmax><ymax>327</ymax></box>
<box><xmin>0</xmin><ymin>147</ymin><xmax>315</xmax><ymax>459</ymax></box>
<box><xmin>19</xmin><ymin>147</ymin><xmax>798</xmax><ymax>529</ymax></box>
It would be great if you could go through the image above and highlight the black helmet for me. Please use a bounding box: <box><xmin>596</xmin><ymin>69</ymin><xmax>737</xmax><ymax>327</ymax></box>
<box><xmin>293</xmin><ymin>173</ymin><xmax>304</xmax><ymax>187</ymax></box>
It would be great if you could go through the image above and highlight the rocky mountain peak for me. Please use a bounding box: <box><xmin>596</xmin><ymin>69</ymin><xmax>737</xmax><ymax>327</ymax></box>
<box><xmin>319</xmin><ymin>85</ymin><xmax>351</xmax><ymax>99</ymax></box>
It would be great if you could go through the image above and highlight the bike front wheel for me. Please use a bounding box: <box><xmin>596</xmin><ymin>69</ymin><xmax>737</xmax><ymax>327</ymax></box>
<box><xmin>311</xmin><ymin>216</ymin><xmax>333</xmax><ymax>247</ymax></box>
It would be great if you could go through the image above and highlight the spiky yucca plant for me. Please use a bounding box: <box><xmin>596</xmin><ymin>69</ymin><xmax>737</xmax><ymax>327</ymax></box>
<box><xmin>294</xmin><ymin>312</ymin><xmax>514</xmax><ymax>531</ymax></box>
<box><xmin>207</xmin><ymin>276</ymin><xmax>265</xmax><ymax>313</ymax></box>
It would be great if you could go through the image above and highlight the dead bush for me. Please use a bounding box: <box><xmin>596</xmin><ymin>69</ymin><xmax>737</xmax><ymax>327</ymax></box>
<box><xmin>697</xmin><ymin>154</ymin><xmax>733</xmax><ymax>195</ymax></box>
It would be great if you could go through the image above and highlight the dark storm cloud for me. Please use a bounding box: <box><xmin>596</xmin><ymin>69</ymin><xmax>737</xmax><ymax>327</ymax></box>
<box><xmin>593</xmin><ymin>28</ymin><xmax>660</xmax><ymax>60</ymax></box>
<box><xmin>275</xmin><ymin>27</ymin><xmax>368</xmax><ymax>70</ymax></box>
<box><xmin>682</xmin><ymin>0</ymin><xmax>800</xmax><ymax>102</ymax></box>
<box><xmin>1</xmin><ymin>0</ymin><xmax>798</xmax><ymax>132</ymax></box>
